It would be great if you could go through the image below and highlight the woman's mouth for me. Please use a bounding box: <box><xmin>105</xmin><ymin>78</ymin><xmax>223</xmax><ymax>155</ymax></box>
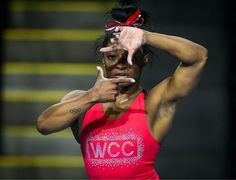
<box><xmin>114</xmin><ymin>73</ymin><xmax>128</xmax><ymax>78</ymax></box>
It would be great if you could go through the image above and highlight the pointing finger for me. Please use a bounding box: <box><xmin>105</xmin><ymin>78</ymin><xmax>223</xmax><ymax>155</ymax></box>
<box><xmin>100</xmin><ymin>45</ymin><xmax>118</xmax><ymax>53</ymax></box>
<box><xmin>111</xmin><ymin>77</ymin><xmax>135</xmax><ymax>84</ymax></box>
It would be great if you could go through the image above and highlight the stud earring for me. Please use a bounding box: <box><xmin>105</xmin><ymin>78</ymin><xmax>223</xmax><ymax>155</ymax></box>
<box><xmin>102</xmin><ymin>59</ymin><xmax>105</xmax><ymax>67</ymax></box>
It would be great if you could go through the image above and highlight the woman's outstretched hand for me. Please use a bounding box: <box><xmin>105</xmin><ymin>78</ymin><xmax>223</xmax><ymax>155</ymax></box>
<box><xmin>100</xmin><ymin>26</ymin><xmax>146</xmax><ymax>65</ymax></box>
<box><xmin>90</xmin><ymin>66</ymin><xmax>135</xmax><ymax>102</ymax></box>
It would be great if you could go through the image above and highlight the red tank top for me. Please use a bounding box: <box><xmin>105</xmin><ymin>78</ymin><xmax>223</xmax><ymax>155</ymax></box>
<box><xmin>80</xmin><ymin>92</ymin><xmax>160</xmax><ymax>179</ymax></box>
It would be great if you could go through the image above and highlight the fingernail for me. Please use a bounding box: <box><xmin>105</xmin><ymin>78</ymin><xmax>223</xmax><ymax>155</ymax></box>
<box><xmin>96</xmin><ymin>66</ymin><xmax>99</xmax><ymax>71</ymax></box>
<box><xmin>110</xmin><ymin>38</ymin><xmax>115</xmax><ymax>43</ymax></box>
<box><xmin>130</xmin><ymin>78</ymin><xmax>135</xmax><ymax>83</ymax></box>
<box><xmin>128</xmin><ymin>60</ymin><xmax>133</xmax><ymax>66</ymax></box>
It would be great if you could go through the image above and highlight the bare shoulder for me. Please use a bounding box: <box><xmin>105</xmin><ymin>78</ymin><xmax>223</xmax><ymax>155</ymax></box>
<box><xmin>60</xmin><ymin>90</ymin><xmax>86</xmax><ymax>102</ymax></box>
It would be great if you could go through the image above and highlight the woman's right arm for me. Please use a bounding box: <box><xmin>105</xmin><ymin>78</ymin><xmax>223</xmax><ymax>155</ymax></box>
<box><xmin>36</xmin><ymin>89</ymin><xmax>97</xmax><ymax>135</ymax></box>
<box><xmin>36</xmin><ymin>66</ymin><xmax>135</xmax><ymax>135</ymax></box>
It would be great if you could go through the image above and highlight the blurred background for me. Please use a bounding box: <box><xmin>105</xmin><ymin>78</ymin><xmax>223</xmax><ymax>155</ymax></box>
<box><xmin>0</xmin><ymin>0</ymin><xmax>235</xmax><ymax>179</ymax></box>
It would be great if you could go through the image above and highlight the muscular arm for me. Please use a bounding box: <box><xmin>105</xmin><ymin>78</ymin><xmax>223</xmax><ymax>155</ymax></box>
<box><xmin>145</xmin><ymin>31</ymin><xmax>208</xmax><ymax>142</ymax></box>
<box><xmin>146</xmin><ymin>31</ymin><xmax>207</xmax><ymax>101</ymax></box>
<box><xmin>36</xmin><ymin>90</ymin><xmax>96</xmax><ymax>135</ymax></box>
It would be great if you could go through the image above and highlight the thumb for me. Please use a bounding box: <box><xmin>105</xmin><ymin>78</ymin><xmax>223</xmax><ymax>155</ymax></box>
<box><xmin>96</xmin><ymin>66</ymin><xmax>105</xmax><ymax>79</ymax></box>
<box><xmin>127</xmin><ymin>50</ymin><xmax>134</xmax><ymax>65</ymax></box>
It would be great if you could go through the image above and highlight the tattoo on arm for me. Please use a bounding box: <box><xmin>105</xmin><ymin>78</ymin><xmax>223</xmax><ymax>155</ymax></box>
<box><xmin>69</xmin><ymin>108</ymin><xmax>81</xmax><ymax>114</ymax></box>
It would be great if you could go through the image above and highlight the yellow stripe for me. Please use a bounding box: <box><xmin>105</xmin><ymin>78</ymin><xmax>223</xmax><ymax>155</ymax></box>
<box><xmin>10</xmin><ymin>1</ymin><xmax>115</xmax><ymax>12</ymax></box>
<box><xmin>3</xmin><ymin>62</ymin><xmax>98</xmax><ymax>75</ymax></box>
<box><xmin>0</xmin><ymin>156</ymin><xmax>84</xmax><ymax>168</ymax></box>
<box><xmin>3</xmin><ymin>90</ymin><xmax>69</xmax><ymax>103</ymax></box>
<box><xmin>3</xmin><ymin>125</ymin><xmax>73</xmax><ymax>138</ymax></box>
<box><xmin>4</xmin><ymin>29</ymin><xmax>104</xmax><ymax>41</ymax></box>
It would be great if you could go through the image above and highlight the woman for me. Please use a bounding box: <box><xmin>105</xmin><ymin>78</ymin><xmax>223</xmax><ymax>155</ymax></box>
<box><xmin>36</xmin><ymin>2</ymin><xmax>207</xmax><ymax>179</ymax></box>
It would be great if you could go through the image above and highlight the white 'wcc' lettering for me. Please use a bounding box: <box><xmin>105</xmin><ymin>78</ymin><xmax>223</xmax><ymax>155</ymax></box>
<box><xmin>90</xmin><ymin>142</ymin><xmax>107</xmax><ymax>158</ymax></box>
<box><xmin>89</xmin><ymin>141</ymin><xmax>134</xmax><ymax>158</ymax></box>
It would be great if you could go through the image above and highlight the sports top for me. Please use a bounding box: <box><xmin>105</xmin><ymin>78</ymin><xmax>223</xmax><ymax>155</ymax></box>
<box><xmin>80</xmin><ymin>91</ymin><xmax>160</xmax><ymax>179</ymax></box>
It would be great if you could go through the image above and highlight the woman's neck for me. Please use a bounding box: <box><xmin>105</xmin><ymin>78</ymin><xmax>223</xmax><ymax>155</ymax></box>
<box><xmin>116</xmin><ymin>83</ymin><xmax>142</xmax><ymax>105</ymax></box>
<box><xmin>102</xmin><ymin>83</ymin><xmax>142</xmax><ymax>119</ymax></box>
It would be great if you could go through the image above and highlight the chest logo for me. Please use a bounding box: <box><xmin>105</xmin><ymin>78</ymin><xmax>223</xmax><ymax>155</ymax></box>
<box><xmin>84</xmin><ymin>129</ymin><xmax>144</xmax><ymax>167</ymax></box>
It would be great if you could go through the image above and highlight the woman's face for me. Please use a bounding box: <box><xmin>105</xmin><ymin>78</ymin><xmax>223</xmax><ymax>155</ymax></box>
<box><xmin>102</xmin><ymin>43</ymin><xmax>148</xmax><ymax>86</ymax></box>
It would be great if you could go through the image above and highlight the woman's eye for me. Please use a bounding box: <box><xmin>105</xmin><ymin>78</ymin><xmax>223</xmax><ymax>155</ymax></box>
<box><xmin>107</xmin><ymin>55</ymin><xmax>116</xmax><ymax>60</ymax></box>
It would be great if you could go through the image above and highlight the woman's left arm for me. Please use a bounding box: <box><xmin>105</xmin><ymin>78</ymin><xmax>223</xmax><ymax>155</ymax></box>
<box><xmin>144</xmin><ymin>31</ymin><xmax>208</xmax><ymax>142</ymax></box>
<box><xmin>145</xmin><ymin>31</ymin><xmax>208</xmax><ymax>101</ymax></box>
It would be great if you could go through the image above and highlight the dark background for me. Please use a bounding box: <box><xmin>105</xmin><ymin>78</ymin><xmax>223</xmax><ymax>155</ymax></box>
<box><xmin>0</xmin><ymin>0</ymin><xmax>235</xmax><ymax>179</ymax></box>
